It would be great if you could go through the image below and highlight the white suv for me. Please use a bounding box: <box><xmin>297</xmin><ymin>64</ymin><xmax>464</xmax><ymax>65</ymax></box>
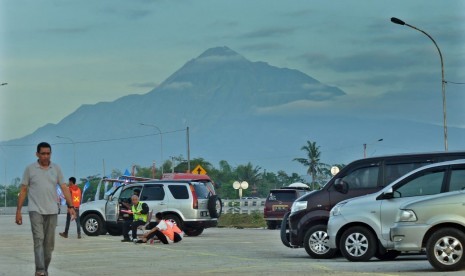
<box><xmin>80</xmin><ymin>178</ymin><xmax>222</xmax><ymax>237</ymax></box>
<box><xmin>327</xmin><ymin>159</ymin><xmax>465</xmax><ymax>261</ymax></box>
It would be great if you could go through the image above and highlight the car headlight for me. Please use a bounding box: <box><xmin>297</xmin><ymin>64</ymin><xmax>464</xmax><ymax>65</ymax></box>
<box><xmin>398</xmin><ymin>209</ymin><xmax>417</xmax><ymax>222</ymax></box>
<box><xmin>291</xmin><ymin>201</ymin><xmax>307</xmax><ymax>213</ymax></box>
<box><xmin>330</xmin><ymin>202</ymin><xmax>347</xmax><ymax>216</ymax></box>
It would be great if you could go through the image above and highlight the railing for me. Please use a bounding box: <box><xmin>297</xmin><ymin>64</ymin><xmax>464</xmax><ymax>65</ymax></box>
<box><xmin>221</xmin><ymin>199</ymin><xmax>265</xmax><ymax>214</ymax></box>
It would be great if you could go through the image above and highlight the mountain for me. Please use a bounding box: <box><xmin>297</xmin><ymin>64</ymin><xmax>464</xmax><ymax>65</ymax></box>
<box><xmin>2</xmin><ymin>46</ymin><xmax>464</xmax><ymax>182</ymax></box>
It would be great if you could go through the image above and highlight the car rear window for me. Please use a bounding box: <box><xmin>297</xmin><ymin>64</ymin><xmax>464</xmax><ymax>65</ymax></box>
<box><xmin>267</xmin><ymin>191</ymin><xmax>296</xmax><ymax>201</ymax></box>
<box><xmin>192</xmin><ymin>182</ymin><xmax>210</xmax><ymax>199</ymax></box>
<box><xmin>168</xmin><ymin>185</ymin><xmax>189</xmax><ymax>199</ymax></box>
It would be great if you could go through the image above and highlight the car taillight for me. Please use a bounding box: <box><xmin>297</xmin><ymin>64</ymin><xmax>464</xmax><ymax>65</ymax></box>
<box><xmin>189</xmin><ymin>185</ymin><xmax>198</xmax><ymax>209</ymax></box>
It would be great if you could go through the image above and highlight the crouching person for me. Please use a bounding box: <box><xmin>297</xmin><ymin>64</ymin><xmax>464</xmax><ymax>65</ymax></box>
<box><xmin>139</xmin><ymin>212</ymin><xmax>182</xmax><ymax>244</ymax></box>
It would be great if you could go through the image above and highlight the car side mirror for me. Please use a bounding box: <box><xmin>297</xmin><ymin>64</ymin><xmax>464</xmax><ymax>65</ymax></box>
<box><xmin>377</xmin><ymin>187</ymin><xmax>394</xmax><ymax>200</ymax></box>
<box><xmin>334</xmin><ymin>178</ymin><xmax>349</xmax><ymax>194</ymax></box>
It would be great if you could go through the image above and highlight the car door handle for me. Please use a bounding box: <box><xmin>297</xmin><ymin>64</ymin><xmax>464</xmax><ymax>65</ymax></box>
<box><xmin>159</xmin><ymin>202</ymin><xmax>166</xmax><ymax>205</ymax></box>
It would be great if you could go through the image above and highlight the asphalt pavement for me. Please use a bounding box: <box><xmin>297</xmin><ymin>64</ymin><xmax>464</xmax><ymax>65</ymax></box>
<box><xmin>0</xmin><ymin>214</ymin><xmax>462</xmax><ymax>276</ymax></box>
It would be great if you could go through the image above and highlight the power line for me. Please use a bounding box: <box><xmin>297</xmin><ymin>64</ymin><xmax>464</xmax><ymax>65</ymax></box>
<box><xmin>0</xmin><ymin>128</ymin><xmax>186</xmax><ymax>148</ymax></box>
<box><xmin>445</xmin><ymin>81</ymin><xmax>465</xmax><ymax>85</ymax></box>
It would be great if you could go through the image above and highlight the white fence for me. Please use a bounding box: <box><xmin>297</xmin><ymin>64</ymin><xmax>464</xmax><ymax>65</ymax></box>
<box><xmin>221</xmin><ymin>199</ymin><xmax>266</xmax><ymax>214</ymax></box>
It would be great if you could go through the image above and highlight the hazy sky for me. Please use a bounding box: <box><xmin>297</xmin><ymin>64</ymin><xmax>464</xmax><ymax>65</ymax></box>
<box><xmin>1</xmin><ymin>0</ymin><xmax>465</xmax><ymax>142</ymax></box>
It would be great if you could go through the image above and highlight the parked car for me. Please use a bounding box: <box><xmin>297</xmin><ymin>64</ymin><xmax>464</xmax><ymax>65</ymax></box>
<box><xmin>80</xmin><ymin>176</ymin><xmax>222</xmax><ymax>237</ymax></box>
<box><xmin>282</xmin><ymin>151</ymin><xmax>465</xmax><ymax>259</ymax></box>
<box><xmin>264</xmin><ymin>183</ymin><xmax>311</xmax><ymax>229</ymax></box>
<box><xmin>327</xmin><ymin>159</ymin><xmax>465</xmax><ymax>262</ymax></box>
<box><xmin>391</xmin><ymin>190</ymin><xmax>465</xmax><ymax>271</ymax></box>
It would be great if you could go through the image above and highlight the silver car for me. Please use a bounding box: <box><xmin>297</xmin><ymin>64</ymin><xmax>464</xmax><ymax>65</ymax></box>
<box><xmin>391</xmin><ymin>190</ymin><xmax>465</xmax><ymax>271</ymax></box>
<box><xmin>328</xmin><ymin>159</ymin><xmax>465</xmax><ymax>262</ymax></box>
<box><xmin>80</xmin><ymin>178</ymin><xmax>222</xmax><ymax>237</ymax></box>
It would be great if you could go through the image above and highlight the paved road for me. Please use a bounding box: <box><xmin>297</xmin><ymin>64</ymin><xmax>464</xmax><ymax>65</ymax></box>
<box><xmin>0</xmin><ymin>214</ymin><xmax>462</xmax><ymax>276</ymax></box>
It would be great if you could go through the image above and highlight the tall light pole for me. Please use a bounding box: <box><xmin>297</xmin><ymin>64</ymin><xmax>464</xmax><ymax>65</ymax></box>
<box><xmin>363</xmin><ymin>138</ymin><xmax>383</xmax><ymax>158</ymax></box>
<box><xmin>391</xmin><ymin>17</ymin><xmax>448</xmax><ymax>151</ymax></box>
<box><xmin>0</xmin><ymin>145</ymin><xmax>7</xmax><ymax>207</ymax></box>
<box><xmin>140</xmin><ymin>123</ymin><xmax>163</xmax><ymax>174</ymax></box>
<box><xmin>56</xmin><ymin>136</ymin><xmax>76</xmax><ymax>176</ymax></box>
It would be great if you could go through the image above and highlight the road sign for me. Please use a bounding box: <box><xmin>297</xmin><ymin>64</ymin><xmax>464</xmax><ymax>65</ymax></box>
<box><xmin>192</xmin><ymin>164</ymin><xmax>207</xmax><ymax>175</ymax></box>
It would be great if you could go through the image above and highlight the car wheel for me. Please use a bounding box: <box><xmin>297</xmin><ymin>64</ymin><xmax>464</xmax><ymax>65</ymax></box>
<box><xmin>374</xmin><ymin>250</ymin><xmax>400</xmax><ymax>260</ymax></box>
<box><xmin>340</xmin><ymin>226</ymin><xmax>377</xmax><ymax>262</ymax></box>
<box><xmin>266</xmin><ymin>221</ymin><xmax>277</xmax><ymax>230</ymax></box>
<box><xmin>208</xmin><ymin>195</ymin><xmax>222</xmax><ymax>218</ymax></box>
<box><xmin>426</xmin><ymin>227</ymin><xmax>465</xmax><ymax>271</ymax></box>
<box><xmin>280</xmin><ymin>212</ymin><xmax>292</xmax><ymax>248</ymax></box>
<box><xmin>82</xmin><ymin>214</ymin><xmax>103</xmax><ymax>236</ymax></box>
<box><xmin>304</xmin><ymin>224</ymin><xmax>337</xmax><ymax>259</ymax></box>
<box><xmin>164</xmin><ymin>214</ymin><xmax>183</xmax><ymax>230</ymax></box>
<box><xmin>184</xmin><ymin>227</ymin><xmax>204</xmax><ymax>236</ymax></box>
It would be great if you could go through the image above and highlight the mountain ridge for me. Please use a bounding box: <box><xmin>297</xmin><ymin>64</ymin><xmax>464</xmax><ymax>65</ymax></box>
<box><xmin>1</xmin><ymin>46</ymin><xmax>463</xmax><ymax>182</ymax></box>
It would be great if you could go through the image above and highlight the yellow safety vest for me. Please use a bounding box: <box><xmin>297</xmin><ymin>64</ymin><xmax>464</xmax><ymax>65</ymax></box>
<box><xmin>131</xmin><ymin>202</ymin><xmax>148</xmax><ymax>222</ymax></box>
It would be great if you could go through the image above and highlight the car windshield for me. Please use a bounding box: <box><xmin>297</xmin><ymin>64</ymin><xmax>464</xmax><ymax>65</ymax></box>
<box><xmin>268</xmin><ymin>191</ymin><xmax>296</xmax><ymax>201</ymax></box>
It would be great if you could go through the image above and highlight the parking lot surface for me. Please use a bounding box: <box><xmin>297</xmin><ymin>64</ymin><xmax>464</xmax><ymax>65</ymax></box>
<box><xmin>0</xmin><ymin>214</ymin><xmax>463</xmax><ymax>276</ymax></box>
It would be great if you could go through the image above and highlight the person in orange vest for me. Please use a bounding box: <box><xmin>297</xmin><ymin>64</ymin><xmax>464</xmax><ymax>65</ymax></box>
<box><xmin>59</xmin><ymin>177</ymin><xmax>82</xmax><ymax>239</ymax></box>
<box><xmin>137</xmin><ymin>212</ymin><xmax>182</xmax><ymax>244</ymax></box>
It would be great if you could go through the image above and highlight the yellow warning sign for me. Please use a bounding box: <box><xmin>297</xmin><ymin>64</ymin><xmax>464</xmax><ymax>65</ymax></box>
<box><xmin>192</xmin><ymin>164</ymin><xmax>207</xmax><ymax>175</ymax></box>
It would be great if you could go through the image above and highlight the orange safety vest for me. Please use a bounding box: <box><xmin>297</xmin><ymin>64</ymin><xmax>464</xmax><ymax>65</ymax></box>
<box><xmin>161</xmin><ymin>220</ymin><xmax>175</xmax><ymax>241</ymax></box>
<box><xmin>166</xmin><ymin>220</ymin><xmax>182</xmax><ymax>234</ymax></box>
<box><xmin>69</xmin><ymin>185</ymin><xmax>82</xmax><ymax>208</ymax></box>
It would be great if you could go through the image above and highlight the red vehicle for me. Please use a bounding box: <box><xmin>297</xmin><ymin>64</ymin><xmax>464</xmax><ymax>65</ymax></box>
<box><xmin>264</xmin><ymin>183</ymin><xmax>311</xmax><ymax>229</ymax></box>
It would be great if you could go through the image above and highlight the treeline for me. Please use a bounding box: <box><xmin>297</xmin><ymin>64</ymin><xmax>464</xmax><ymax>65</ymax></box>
<box><xmin>1</xmin><ymin>140</ymin><xmax>346</xmax><ymax>205</ymax></box>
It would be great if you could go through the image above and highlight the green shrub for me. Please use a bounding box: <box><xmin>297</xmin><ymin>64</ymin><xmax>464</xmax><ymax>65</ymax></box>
<box><xmin>218</xmin><ymin>212</ymin><xmax>266</xmax><ymax>228</ymax></box>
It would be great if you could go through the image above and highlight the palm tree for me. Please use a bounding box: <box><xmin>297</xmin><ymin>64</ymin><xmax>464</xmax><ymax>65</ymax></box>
<box><xmin>293</xmin><ymin>140</ymin><xmax>327</xmax><ymax>190</ymax></box>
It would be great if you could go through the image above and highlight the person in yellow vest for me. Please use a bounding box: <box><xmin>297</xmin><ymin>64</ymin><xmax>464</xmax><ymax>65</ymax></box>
<box><xmin>59</xmin><ymin>177</ymin><xmax>82</xmax><ymax>239</ymax></box>
<box><xmin>121</xmin><ymin>195</ymin><xmax>149</xmax><ymax>242</ymax></box>
<box><xmin>137</xmin><ymin>212</ymin><xmax>182</xmax><ymax>244</ymax></box>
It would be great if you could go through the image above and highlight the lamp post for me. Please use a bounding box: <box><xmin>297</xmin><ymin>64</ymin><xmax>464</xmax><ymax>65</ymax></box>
<box><xmin>140</xmin><ymin>123</ymin><xmax>163</xmax><ymax>174</ymax></box>
<box><xmin>233</xmin><ymin>181</ymin><xmax>249</xmax><ymax>199</ymax></box>
<box><xmin>56</xmin><ymin>136</ymin><xmax>76</xmax><ymax>176</ymax></box>
<box><xmin>0</xmin><ymin>145</ymin><xmax>7</xmax><ymax>207</ymax></box>
<box><xmin>363</xmin><ymin>138</ymin><xmax>383</xmax><ymax>158</ymax></box>
<box><xmin>391</xmin><ymin>17</ymin><xmax>448</xmax><ymax>151</ymax></box>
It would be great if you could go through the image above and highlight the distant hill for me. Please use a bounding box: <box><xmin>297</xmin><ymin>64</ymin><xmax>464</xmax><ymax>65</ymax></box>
<box><xmin>2</xmin><ymin>46</ymin><xmax>463</xmax><ymax>182</ymax></box>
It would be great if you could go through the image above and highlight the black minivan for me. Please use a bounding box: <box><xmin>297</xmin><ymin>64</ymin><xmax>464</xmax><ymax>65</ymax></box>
<box><xmin>281</xmin><ymin>151</ymin><xmax>465</xmax><ymax>259</ymax></box>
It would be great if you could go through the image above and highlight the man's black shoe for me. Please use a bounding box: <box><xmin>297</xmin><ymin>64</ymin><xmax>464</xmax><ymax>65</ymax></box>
<box><xmin>121</xmin><ymin>238</ymin><xmax>131</xmax><ymax>242</ymax></box>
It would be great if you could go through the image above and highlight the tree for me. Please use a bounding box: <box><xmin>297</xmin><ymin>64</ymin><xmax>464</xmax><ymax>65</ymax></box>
<box><xmin>293</xmin><ymin>140</ymin><xmax>328</xmax><ymax>190</ymax></box>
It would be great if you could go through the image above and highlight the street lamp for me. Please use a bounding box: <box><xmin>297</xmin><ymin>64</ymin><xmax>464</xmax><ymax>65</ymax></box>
<box><xmin>233</xmin><ymin>181</ymin><xmax>249</xmax><ymax>199</ymax></box>
<box><xmin>391</xmin><ymin>17</ymin><xmax>448</xmax><ymax>151</ymax></box>
<box><xmin>140</xmin><ymin>123</ymin><xmax>163</xmax><ymax>174</ymax></box>
<box><xmin>56</xmin><ymin>136</ymin><xmax>76</xmax><ymax>176</ymax></box>
<box><xmin>363</xmin><ymin>138</ymin><xmax>383</xmax><ymax>158</ymax></box>
<box><xmin>0</xmin><ymin>145</ymin><xmax>7</xmax><ymax>207</ymax></box>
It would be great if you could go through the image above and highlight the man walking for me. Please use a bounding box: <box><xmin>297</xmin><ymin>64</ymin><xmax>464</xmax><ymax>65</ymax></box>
<box><xmin>59</xmin><ymin>177</ymin><xmax>82</xmax><ymax>239</ymax></box>
<box><xmin>16</xmin><ymin>142</ymin><xmax>76</xmax><ymax>276</ymax></box>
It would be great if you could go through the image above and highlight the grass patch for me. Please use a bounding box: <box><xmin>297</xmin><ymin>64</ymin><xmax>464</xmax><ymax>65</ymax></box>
<box><xmin>218</xmin><ymin>212</ymin><xmax>266</xmax><ymax>228</ymax></box>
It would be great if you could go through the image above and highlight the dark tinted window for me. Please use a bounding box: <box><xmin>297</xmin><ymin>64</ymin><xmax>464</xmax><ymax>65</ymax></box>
<box><xmin>449</xmin><ymin>169</ymin><xmax>465</xmax><ymax>191</ymax></box>
<box><xmin>385</xmin><ymin>162</ymin><xmax>430</xmax><ymax>184</ymax></box>
<box><xmin>395</xmin><ymin>171</ymin><xmax>445</xmax><ymax>198</ymax></box>
<box><xmin>168</xmin><ymin>185</ymin><xmax>189</xmax><ymax>199</ymax></box>
<box><xmin>267</xmin><ymin>191</ymin><xmax>296</xmax><ymax>201</ymax></box>
<box><xmin>342</xmin><ymin>166</ymin><xmax>379</xmax><ymax>189</ymax></box>
<box><xmin>193</xmin><ymin>182</ymin><xmax>210</xmax><ymax>199</ymax></box>
<box><xmin>140</xmin><ymin>185</ymin><xmax>165</xmax><ymax>201</ymax></box>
